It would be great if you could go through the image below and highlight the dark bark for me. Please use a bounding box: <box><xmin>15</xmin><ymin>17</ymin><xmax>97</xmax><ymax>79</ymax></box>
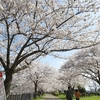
<box><xmin>34</xmin><ymin>82</ymin><xmax>38</xmax><ymax>99</ymax></box>
<box><xmin>4</xmin><ymin>69</ymin><xmax>13</xmax><ymax>99</ymax></box>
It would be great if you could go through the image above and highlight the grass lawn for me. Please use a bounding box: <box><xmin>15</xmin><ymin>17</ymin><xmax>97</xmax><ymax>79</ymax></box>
<box><xmin>31</xmin><ymin>95</ymin><xmax>45</xmax><ymax>100</ymax></box>
<box><xmin>77</xmin><ymin>96</ymin><xmax>100</xmax><ymax>100</ymax></box>
<box><xmin>57</xmin><ymin>94</ymin><xmax>100</xmax><ymax>100</ymax></box>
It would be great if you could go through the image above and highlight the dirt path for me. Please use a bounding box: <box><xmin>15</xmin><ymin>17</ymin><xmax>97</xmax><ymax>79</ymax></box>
<box><xmin>43</xmin><ymin>94</ymin><xmax>62</xmax><ymax>100</ymax></box>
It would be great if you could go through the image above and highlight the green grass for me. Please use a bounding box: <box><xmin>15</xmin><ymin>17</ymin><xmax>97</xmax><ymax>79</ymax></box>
<box><xmin>57</xmin><ymin>94</ymin><xmax>100</xmax><ymax>100</ymax></box>
<box><xmin>57</xmin><ymin>94</ymin><xmax>66</xmax><ymax>100</ymax></box>
<box><xmin>74</xmin><ymin>96</ymin><xmax>100</xmax><ymax>100</ymax></box>
<box><xmin>31</xmin><ymin>95</ymin><xmax>45</xmax><ymax>100</ymax></box>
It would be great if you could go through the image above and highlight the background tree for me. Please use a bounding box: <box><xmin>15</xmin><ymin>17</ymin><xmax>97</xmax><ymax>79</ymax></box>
<box><xmin>88</xmin><ymin>81</ymin><xmax>100</xmax><ymax>94</ymax></box>
<box><xmin>0</xmin><ymin>0</ymin><xmax>100</xmax><ymax>98</ymax></box>
<box><xmin>60</xmin><ymin>44</ymin><xmax>100</xmax><ymax>88</ymax></box>
<box><xmin>74</xmin><ymin>45</ymin><xmax>100</xmax><ymax>85</ymax></box>
<box><xmin>59</xmin><ymin>60</ymin><xmax>87</xmax><ymax>91</ymax></box>
<box><xmin>11</xmin><ymin>61</ymin><xmax>59</xmax><ymax>98</ymax></box>
<box><xmin>26</xmin><ymin>62</ymin><xmax>55</xmax><ymax>99</ymax></box>
<box><xmin>77</xmin><ymin>85</ymin><xmax>86</xmax><ymax>94</ymax></box>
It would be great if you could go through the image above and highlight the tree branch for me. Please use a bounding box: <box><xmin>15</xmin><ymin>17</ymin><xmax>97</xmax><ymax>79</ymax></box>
<box><xmin>0</xmin><ymin>57</ymin><xmax>7</xmax><ymax>70</ymax></box>
<box><xmin>56</xmin><ymin>11</ymin><xmax>82</xmax><ymax>29</ymax></box>
<box><xmin>34</xmin><ymin>0</ymin><xmax>38</xmax><ymax>19</ymax></box>
<box><xmin>14</xmin><ymin>65</ymin><xmax>29</xmax><ymax>74</ymax></box>
<box><xmin>50</xmin><ymin>42</ymin><xmax>100</xmax><ymax>52</ymax></box>
<box><xmin>11</xmin><ymin>35</ymin><xmax>32</xmax><ymax>71</ymax></box>
<box><xmin>4</xmin><ymin>19</ymin><xmax>10</xmax><ymax>68</ymax></box>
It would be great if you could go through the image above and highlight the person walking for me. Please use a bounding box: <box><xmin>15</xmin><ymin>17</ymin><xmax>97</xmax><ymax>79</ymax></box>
<box><xmin>66</xmin><ymin>86</ymin><xmax>73</xmax><ymax>100</ymax></box>
<box><xmin>74</xmin><ymin>89</ymin><xmax>81</xmax><ymax>100</ymax></box>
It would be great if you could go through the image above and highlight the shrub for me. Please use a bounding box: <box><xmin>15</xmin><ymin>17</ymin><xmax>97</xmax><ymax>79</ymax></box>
<box><xmin>53</xmin><ymin>91</ymin><xmax>59</xmax><ymax>96</ymax></box>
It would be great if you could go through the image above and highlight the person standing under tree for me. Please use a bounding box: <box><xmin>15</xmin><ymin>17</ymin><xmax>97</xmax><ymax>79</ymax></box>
<box><xmin>66</xmin><ymin>86</ymin><xmax>73</xmax><ymax>100</ymax></box>
<box><xmin>74</xmin><ymin>89</ymin><xmax>81</xmax><ymax>100</ymax></box>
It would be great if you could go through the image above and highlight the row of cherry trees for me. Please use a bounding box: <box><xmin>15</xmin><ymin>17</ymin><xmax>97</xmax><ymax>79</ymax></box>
<box><xmin>60</xmin><ymin>44</ymin><xmax>100</xmax><ymax>86</ymax></box>
<box><xmin>0</xmin><ymin>0</ymin><xmax>100</xmax><ymax>98</ymax></box>
<box><xmin>10</xmin><ymin>61</ymin><xmax>87</xmax><ymax>96</ymax></box>
<box><xmin>10</xmin><ymin>61</ymin><xmax>61</xmax><ymax>98</ymax></box>
<box><xmin>10</xmin><ymin>44</ymin><xmax>100</xmax><ymax>96</ymax></box>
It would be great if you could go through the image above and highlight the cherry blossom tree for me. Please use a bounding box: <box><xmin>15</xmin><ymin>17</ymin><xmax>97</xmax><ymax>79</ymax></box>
<box><xmin>88</xmin><ymin>81</ymin><xmax>100</xmax><ymax>94</ymax></box>
<box><xmin>26</xmin><ymin>62</ymin><xmax>52</xmax><ymax>99</ymax></box>
<box><xmin>74</xmin><ymin>46</ymin><xmax>100</xmax><ymax>85</ymax></box>
<box><xmin>0</xmin><ymin>0</ymin><xmax>100</xmax><ymax>98</ymax></box>
<box><xmin>59</xmin><ymin>59</ymin><xmax>87</xmax><ymax>90</ymax></box>
<box><xmin>11</xmin><ymin>61</ymin><xmax>59</xmax><ymax>98</ymax></box>
<box><xmin>60</xmin><ymin>45</ymin><xmax>100</xmax><ymax>87</ymax></box>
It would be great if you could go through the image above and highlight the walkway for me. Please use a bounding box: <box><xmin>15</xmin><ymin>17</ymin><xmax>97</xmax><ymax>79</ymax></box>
<box><xmin>43</xmin><ymin>94</ymin><xmax>62</xmax><ymax>100</ymax></box>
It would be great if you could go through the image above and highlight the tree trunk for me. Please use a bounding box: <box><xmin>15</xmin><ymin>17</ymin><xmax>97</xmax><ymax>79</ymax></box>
<box><xmin>34</xmin><ymin>83</ymin><xmax>37</xmax><ymax>99</ymax></box>
<box><xmin>4</xmin><ymin>71</ymin><xmax>13</xmax><ymax>99</ymax></box>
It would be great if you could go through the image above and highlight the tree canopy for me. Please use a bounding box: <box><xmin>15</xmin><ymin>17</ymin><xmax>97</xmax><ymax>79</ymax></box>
<box><xmin>0</xmin><ymin>0</ymin><xmax>100</xmax><ymax>98</ymax></box>
<box><xmin>60</xmin><ymin>45</ymin><xmax>100</xmax><ymax>85</ymax></box>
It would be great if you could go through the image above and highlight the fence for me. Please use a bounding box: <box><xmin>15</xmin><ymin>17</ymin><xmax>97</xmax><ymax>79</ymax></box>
<box><xmin>8</xmin><ymin>93</ymin><xmax>34</xmax><ymax>100</ymax></box>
